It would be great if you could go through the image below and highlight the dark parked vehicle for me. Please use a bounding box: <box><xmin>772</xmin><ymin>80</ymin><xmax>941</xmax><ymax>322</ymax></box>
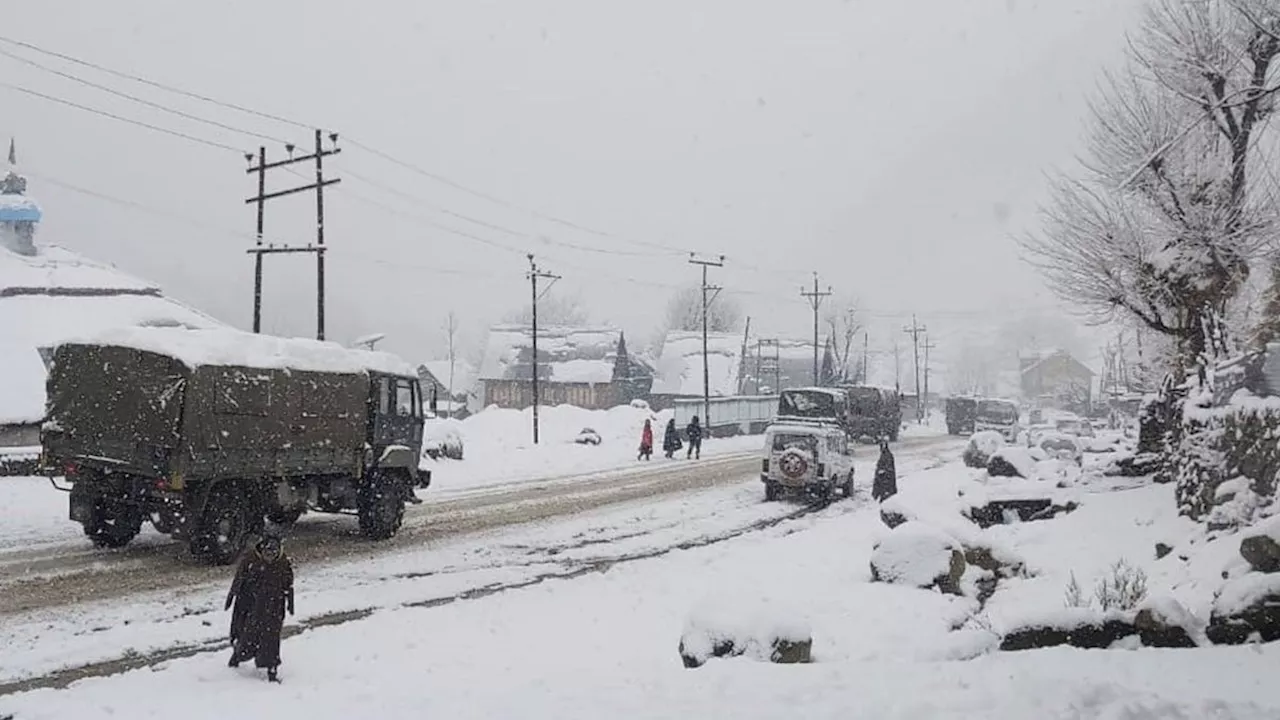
<box><xmin>945</xmin><ymin>396</ymin><xmax>977</xmax><ymax>435</ymax></box>
<box><xmin>840</xmin><ymin>385</ymin><xmax>902</xmax><ymax>441</ymax></box>
<box><xmin>41</xmin><ymin>328</ymin><xmax>427</xmax><ymax>565</ymax></box>
<box><xmin>776</xmin><ymin>387</ymin><xmax>852</xmax><ymax>433</ymax></box>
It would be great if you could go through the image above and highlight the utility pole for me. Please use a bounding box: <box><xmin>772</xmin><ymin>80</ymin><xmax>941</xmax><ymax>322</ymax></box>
<box><xmin>244</xmin><ymin>130</ymin><xmax>341</xmax><ymax>339</ymax></box>
<box><xmin>736</xmin><ymin>317</ymin><xmax>751</xmax><ymax>395</ymax></box>
<box><xmin>903</xmin><ymin>315</ymin><xmax>926</xmax><ymax>423</ymax></box>
<box><xmin>862</xmin><ymin>332</ymin><xmax>869</xmax><ymax>384</ymax></box>
<box><xmin>800</xmin><ymin>273</ymin><xmax>833</xmax><ymax>385</ymax></box>
<box><xmin>923</xmin><ymin>335</ymin><xmax>937</xmax><ymax>422</ymax></box>
<box><xmin>689</xmin><ymin>254</ymin><xmax>724</xmax><ymax>433</ymax></box>
<box><xmin>527</xmin><ymin>254</ymin><xmax>560</xmax><ymax>445</ymax></box>
<box><xmin>893</xmin><ymin>338</ymin><xmax>902</xmax><ymax>391</ymax></box>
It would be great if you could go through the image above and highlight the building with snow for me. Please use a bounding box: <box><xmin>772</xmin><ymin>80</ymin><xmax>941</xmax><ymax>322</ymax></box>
<box><xmin>416</xmin><ymin>359</ymin><xmax>476</xmax><ymax>419</ymax></box>
<box><xmin>0</xmin><ymin>143</ymin><xmax>226</xmax><ymax>461</ymax></box>
<box><xmin>1019</xmin><ymin>348</ymin><xmax>1095</xmax><ymax>414</ymax></box>
<box><xmin>476</xmin><ymin>325</ymin><xmax>653</xmax><ymax>411</ymax></box>
<box><xmin>650</xmin><ymin>331</ymin><xmax>824</xmax><ymax>408</ymax></box>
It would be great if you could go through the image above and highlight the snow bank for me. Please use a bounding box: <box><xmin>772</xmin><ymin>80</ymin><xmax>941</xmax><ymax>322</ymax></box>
<box><xmin>870</xmin><ymin>522</ymin><xmax>962</xmax><ymax>590</ymax></box>
<box><xmin>988</xmin><ymin>447</ymin><xmax>1036</xmax><ymax>478</ymax></box>
<box><xmin>69</xmin><ymin>326</ymin><xmax>417</xmax><ymax>377</ymax></box>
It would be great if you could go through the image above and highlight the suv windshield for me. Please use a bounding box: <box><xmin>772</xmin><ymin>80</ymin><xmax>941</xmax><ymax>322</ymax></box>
<box><xmin>778</xmin><ymin>390</ymin><xmax>839</xmax><ymax>419</ymax></box>
<box><xmin>977</xmin><ymin>400</ymin><xmax>1018</xmax><ymax>424</ymax></box>
<box><xmin>772</xmin><ymin>433</ymin><xmax>818</xmax><ymax>453</ymax></box>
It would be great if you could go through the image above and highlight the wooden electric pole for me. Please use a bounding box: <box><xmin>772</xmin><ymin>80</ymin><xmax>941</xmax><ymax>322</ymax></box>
<box><xmin>689</xmin><ymin>253</ymin><xmax>724</xmax><ymax>432</ymax></box>
<box><xmin>923</xmin><ymin>335</ymin><xmax>937</xmax><ymax>422</ymax></box>
<box><xmin>244</xmin><ymin>130</ymin><xmax>341</xmax><ymax>339</ymax></box>
<box><xmin>903</xmin><ymin>315</ymin><xmax>926</xmax><ymax>423</ymax></box>
<box><xmin>862</xmin><ymin>332</ymin><xmax>869</xmax><ymax>384</ymax></box>
<box><xmin>527</xmin><ymin>254</ymin><xmax>560</xmax><ymax>445</ymax></box>
<box><xmin>800</xmin><ymin>273</ymin><xmax>832</xmax><ymax>385</ymax></box>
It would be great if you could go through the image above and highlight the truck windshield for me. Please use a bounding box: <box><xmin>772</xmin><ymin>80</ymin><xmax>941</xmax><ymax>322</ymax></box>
<box><xmin>772</xmin><ymin>433</ymin><xmax>817</xmax><ymax>453</ymax></box>
<box><xmin>977</xmin><ymin>400</ymin><xmax>1017</xmax><ymax>424</ymax></box>
<box><xmin>778</xmin><ymin>390</ymin><xmax>838</xmax><ymax>419</ymax></box>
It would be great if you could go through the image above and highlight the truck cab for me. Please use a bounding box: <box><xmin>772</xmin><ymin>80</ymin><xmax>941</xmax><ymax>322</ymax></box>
<box><xmin>367</xmin><ymin>372</ymin><xmax>427</xmax><ymax>487</ymax></box>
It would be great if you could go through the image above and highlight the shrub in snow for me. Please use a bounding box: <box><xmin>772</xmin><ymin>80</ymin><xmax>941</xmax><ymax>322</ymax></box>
<box><xmin>1239</xmin><ymin>516</ymin><xmax>1280</xmax><ymax>574</ymax></box>
<box><xmin>678</xmin><ymin>599</ymin><xmax>813</xmax><ymax>668</ymax></box>
<box><xmin>421</xmin><ymin>418</ymin><xmax>464</xmax><ymax>461</ymax></box>
<box><xmin>1063</xmin><ymin>559</ymin><xmax>1148</xmax><ymax>612</ymax></box>
<box><xmin>1206</xmin><ymin>572</ymin><xmax>1280</xmax><ymax>645</ymax></box>
<box><xmin>986</xmin><ymin>448</ymin><xmax>1035</xmax><ymax>479</ymax></box>
<box><xmin>1036</xmin><ymin>432</ymin><xmax>1083</xmax><ymax>464</ymax></box>
<box><xmin>629</xmin><ymin>399</ymin><xmax>651</xmax><ymax>411</ymax></box>
<box><xmin>963</xmin><ymin>431</ymin><xmax>1004</xmax><ymax>469</ymax></box>
<box><xmin>869</xmin><ymin>522</ymin><xmax>966</xmax><ymax>596</ymax></box>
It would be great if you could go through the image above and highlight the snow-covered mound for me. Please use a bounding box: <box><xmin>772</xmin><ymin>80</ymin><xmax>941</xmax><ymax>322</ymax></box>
<box><xmin>964</xmin><ymin>430</ymin><xmax>1005</xmax><ymax>467</ymax></box>
<box><xmin>679</xmin><ymin>596</ymin><xmax>812</xmax><ymax>667</ymax></box>
<box><xmin>870</xmin><ymin>522</ymin><xmax>965</xmax><ymax>593</ymax></box>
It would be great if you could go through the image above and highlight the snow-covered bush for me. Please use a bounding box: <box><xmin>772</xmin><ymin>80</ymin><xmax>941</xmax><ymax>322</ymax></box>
<box><xmin>422</xmin><ymin>418</ymin><xmax>465</xmax><ymax>461</ymax></box>
<box><xmin>1063</xmin><ymin>559</ymin><xmax>1148</xmax><ymax>612</ymax></box>
<box><xmin>963</xmin><ymin>431</ymin><xmax>1004</xmax><ymax>469</ymax></box>
<box><xmin>870</xmin><ymin>522</ymin><xmax>966</xmax><ymax>595</ymax></box>
<box><xmin>1172</xmin><ymin>392</ymin><xmax>1280</xmax><ymax>525</ymax></box>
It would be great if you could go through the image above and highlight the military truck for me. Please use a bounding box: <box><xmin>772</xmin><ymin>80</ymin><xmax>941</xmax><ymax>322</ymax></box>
<box><xmin>776</xmin><ymin>387</ymin><xmax>852</xmax><ymax>434</ymax></box>
<box><xmin>839</xmin><ymin>384</ymin><xmax>902</xmax><ymax>441</ymax></box>
<box><xmin>40</xmin><ymin>327</ymin><xmax>427</xmax><ymax>565</ymax></box>
<box><xmin>945</xmin><ymin>396</ymin><xmax>977</xmax><ymax>435</ymax></box>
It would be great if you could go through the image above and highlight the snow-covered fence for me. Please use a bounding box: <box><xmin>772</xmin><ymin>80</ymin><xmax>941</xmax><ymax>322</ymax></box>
<box><xmin>673</xmin><ymin>395</ymin><xmax>776</xmax><ymax>437</ymax></box>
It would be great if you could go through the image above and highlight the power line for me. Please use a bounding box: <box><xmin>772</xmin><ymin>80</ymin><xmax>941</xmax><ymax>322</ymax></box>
<box><xmin>0</xmin><ymin>33</ymin><xmax>311</xmax><ymax>131</ymax></box>
<box><xmin>0</xmin><ymin>81</ymin><xmax>241</xmax><ymax>152</ymax></box>
<box><xmin>0</xmin><ymin>46</ymin><xmax>290</xmax><ymax>146</ymax></box>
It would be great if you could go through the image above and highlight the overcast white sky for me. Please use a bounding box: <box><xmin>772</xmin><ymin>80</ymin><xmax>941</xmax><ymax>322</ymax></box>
<box><xmin>2</xmin><ymin>0</ymin><xmax>1140</xmax><ymax>363</ymax></box>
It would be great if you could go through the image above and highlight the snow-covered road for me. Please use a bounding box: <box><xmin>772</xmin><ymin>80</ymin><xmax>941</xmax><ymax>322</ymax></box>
<box><xmin>0</xmin><ymin>435</ymin><xmax>963</xmax><ymax>695</ymax></box>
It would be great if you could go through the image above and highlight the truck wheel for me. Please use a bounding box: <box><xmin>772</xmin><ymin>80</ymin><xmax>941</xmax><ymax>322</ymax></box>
<box><xmin>358</xmin><ymin>471</ymin><xmax>405</xmax><ymax>540</ymax></box>
<box><xmin>82</xmin><ymin>496</ymin><xmax>144</xmax><ymax>549</ymax></box>
<box><xmin>190</xmin><ymin>486</ymin><xmax>251</xmax><ymax>565</ymax></box>
<box><xmin>840</xmin><ymin>471</ymin><xmax>855</xmax><ymax>499</ymax></box>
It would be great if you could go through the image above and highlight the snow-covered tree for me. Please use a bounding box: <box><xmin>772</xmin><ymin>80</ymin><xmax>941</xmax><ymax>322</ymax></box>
<box><xmin>1022</xmin><ymin>0</ymin><xmax>1280</xmax><ymax>373</ymax></box>
<box><xmin>824</xmin><ymin>297</ymin><xmax>862</xmax><ymax>381</ymax></box>
<box><xmin>664</xmin><ymin>285</ymin><xmax>743</xmax><ymax>333</ymax></box>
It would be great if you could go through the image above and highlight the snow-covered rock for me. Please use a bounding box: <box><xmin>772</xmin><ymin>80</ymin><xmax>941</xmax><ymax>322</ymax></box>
<box><xmin>1207</xmin><ymin>572</ymin><xmax>1280</xmax><ymax>644</ymax></box>
<box><xmin>963</xmin><ymin>431</ymin><xmax>1004</xmax><ymax>468</ymax></box>
<box><xmin>678</xmin><ymin>597</ymin><xmax>813</xmax><ymax>668</ymax></box>
<box><xmin>870</xmin><ymin>522</ymin><xmax>966</xmax><ymax>595</ymax></box>
<box><xmin>1239</xmin><ymin>516</ymin><xmax>1280</xmax><ymax>573</ymax></box>
<box><xmin>987</xmin><ymin>447</ymin><xmax>1036</xmax><ymax>479</ymax></box>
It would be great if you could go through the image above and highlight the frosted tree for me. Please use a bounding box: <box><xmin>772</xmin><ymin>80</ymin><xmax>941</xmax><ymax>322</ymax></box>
<box><xmin>1022</xmin><ymin>0</ymin><xmax>1280</xmax><ymax>375</ymax></box>
<box><xmin>824</xmin><ymin>298</ymin><xmax>862</xmax><ymax>381</ymax></box>
<box><xmin>664</xmin><ymin>285</ymin><xmax>744</xmax><ymax>333</ymax></box>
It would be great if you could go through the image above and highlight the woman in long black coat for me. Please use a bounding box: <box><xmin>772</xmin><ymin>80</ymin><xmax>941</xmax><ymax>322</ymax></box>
<box><xmin>226</xmin><ymin>535</ymin><xmax>295</xmax><ymax>682</ymax></box>
<box><xmin>872</xmin><ymin>437</ymin><xmax>897</xmax><ymax>502</ymax></box>
<box><xmin>662</xmin><ymin>418</ymin><xmax>682</xmax><ymax>459</ymax></box>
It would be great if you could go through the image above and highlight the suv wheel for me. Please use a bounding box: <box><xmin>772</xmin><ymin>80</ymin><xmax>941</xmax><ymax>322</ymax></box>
<box><xmin>80</xmin><ymin>493</ymin><xmax>145</xmax><ymax>549</ymax></box>
<box><xmin>190</xmin><ymin>484</ymin><xmax>253</xmax><ymax>565</ymax></box>
<box><xmin>358</xmin><ymin>470</ymin><xmax>406</xmax><ymax>540</ymax></box>
<box><xmin>764</xmin><ymin>480</ymin><xmax>781</xmax><ymax>502</ymax></box>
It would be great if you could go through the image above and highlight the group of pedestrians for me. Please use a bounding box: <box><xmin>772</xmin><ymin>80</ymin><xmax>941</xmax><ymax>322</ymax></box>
<box><xmin>638</xmin><ymin>416</ymin><xmax>703</xmax><ymax>461</ymax></box>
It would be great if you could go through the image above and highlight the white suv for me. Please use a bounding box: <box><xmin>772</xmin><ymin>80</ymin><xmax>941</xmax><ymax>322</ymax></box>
<box><xmin>760</xmin><ymin>421</ymin><xmax>855</xmax><ymax>503</ymax></box>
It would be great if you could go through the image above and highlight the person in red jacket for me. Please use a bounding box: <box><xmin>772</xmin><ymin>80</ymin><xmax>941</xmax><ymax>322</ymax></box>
<box><xmin>638</xmin><ymin>419</ymin><xmax>654</xmax><ymax>461</ymax></box>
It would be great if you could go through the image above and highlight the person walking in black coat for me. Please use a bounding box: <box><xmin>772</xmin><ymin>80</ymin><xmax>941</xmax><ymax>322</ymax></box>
<box><xmin>662</xmin><ymin>418</ymin><xmax>682</xmax><ymax>459</ymax></box>
<box><xmin>686</xmin><ymin>416</ymin><xmax>703</xmax><ymax>460</ymax></box>
<box><xmin>226</xmin><ymin>533</ymin><xmax>295</xmax><ymax>683</ymax></box>
<box><xmin>872</xmin><ymin>437</ymin><xmax>897</xmax><ymax>502</ymax></box>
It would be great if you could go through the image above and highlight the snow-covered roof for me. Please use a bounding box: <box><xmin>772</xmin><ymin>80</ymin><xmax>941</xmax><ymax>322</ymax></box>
<box><xmin>0</xmin><ymin>244</ymin><xmax>228</xmax><ymax>425</ymax></box>
<box><xmin>478</xmin><ymin>325</ymin><xmax>621</xmax><ymax>384</ymax></box>
<box><xmin>70</xmin><ymin>326</ymin><xmax>418</xmax><ymax>378</ymax></box>
<box><xmin>653</xmin><ymin>332</ymin><xmax>823</xmax><ymax>397</ymax></box>
<box><xmin>0</xmin><ymin>245</ymin><xmax>158</xmax><ymax>295</ymax></box>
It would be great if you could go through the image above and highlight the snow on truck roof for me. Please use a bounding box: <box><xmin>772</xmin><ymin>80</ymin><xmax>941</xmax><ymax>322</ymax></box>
<box><xmin>66</xmin><ymin>326</ymin><xmax>418</xmax><ymax>378</ymax></box>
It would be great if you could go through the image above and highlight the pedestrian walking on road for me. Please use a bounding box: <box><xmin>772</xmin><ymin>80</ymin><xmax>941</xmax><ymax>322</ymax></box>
<box><xmin>226</xmin><ymin>532</ymin><xmax>295</xmax><ymax>683</ymax></box>
<box><xmin>663</xmin><ymin>418</ymin><xmax>682</xmax><ymax>459</ymax></box>
<box><xmin>872</xmin><ymin>437</ymin><xmax>897</xmax><ymax>502</ymax></box>
<box><xmin>638</xmin><ymin>419</ymin><xmax>654</xmax><ymax>461</ymax></box>
<box><xmin>686</xmin><ymin>416</ymin><xmax>703</xmax><ymax>460</ymax></box>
